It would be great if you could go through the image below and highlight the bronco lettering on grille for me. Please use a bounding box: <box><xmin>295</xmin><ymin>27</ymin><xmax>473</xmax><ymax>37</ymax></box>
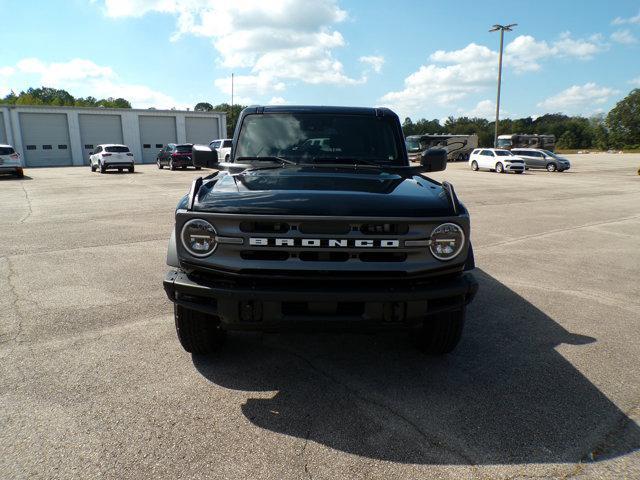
<box><xmin>249</xmin><ymin>238</ymin><xmax>400</xmax><ymax>248</ymax></box>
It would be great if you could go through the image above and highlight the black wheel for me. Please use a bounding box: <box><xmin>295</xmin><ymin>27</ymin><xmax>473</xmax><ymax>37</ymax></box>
<box><xmin>546</xmin><ymin>163</ymin><xmax>557</xmax><ymax>172</ymax></box>
<box><xmin>91</xmin><ymin>163</ymin><xmax>97</xmax><ymax>172</ymax></box>
<box><xmin>515</xmin><ymin>170</ymin><xmax>524</xmax><ymax>174</ymax></box>
<box><xmin>495</xmin><ymin>162</ymin><xmax>504</xmax><ymax>173</ymax></box>
<box><xmin>195</xmin><ymin>166</ymin><xmax>202</xmax><ymax>170</ymax></box>
<box><xmin>182</xmin><ymin>165</ymin><xmax>187</xmax><ymax>170</ymax></box>
<box><xmin>471</xmin><ymin>160</ymin><xmax>479</xmax><ymax>171</ymax></box>
<box><xmin>415</xmin><ymin>309</ymin><xmax>465</xmax><ymax>355</ymax></box>
<box><xmin>170</xmin><ymin>160</ymin><xmax>176</xmax><ymax>171</ymax></box>
<box><xmin>15</xmin><ymin>169</ymin><xmax>24</xmax><ymax>178</ymax></box>
<box><xmin>174</xmin><ymin>304</ymin><xmax>226</xmax><ymax>354</ymax></box>
<box><xmin>157</xmin><ymin>160</ymin><xmax>163</xmax><ymax>169</ymax></box>
<box><xmin>128</xmin><ymin>166</ymin><xmax>134</xmax><ymax>173</ymax></box>
<box><xmin>99</xmin><ymin>162</ymin><xmax>106</xmax><ymax>174</ymax></box>
<box><xmin>225</xmin><ymin>154</ymin><xmax>230</xmax><ymax>161</ymax></box>
<box><xmin>118</xmin><ymin>168</ymin><xmax>123</xmax><ymax>173</ymax></box>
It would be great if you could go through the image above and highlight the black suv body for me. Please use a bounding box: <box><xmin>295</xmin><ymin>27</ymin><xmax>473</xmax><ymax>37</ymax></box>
<box><xmin>163</xmin><ymin>106</ymin><xmax>478</xmax><ymax>355</ymax></box>
<box><xmin>156</xmin><ymin>143</ymin><xmax>198</xmax><ymax>170</ymax></box>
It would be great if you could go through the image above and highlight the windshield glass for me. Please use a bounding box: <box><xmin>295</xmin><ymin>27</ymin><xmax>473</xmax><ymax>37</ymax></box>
<box><xmin>495</xmin><ymin>150</ymin><xmax>513</xmax><ymax>156</ymax></box>
<box><xmin>176</xmin><ymin>145</ymin><xmax>192</xmax><ymax>153</ymax></box>
<box><xmin>542</xmin><ymin>149</ymin><xmax>558</xmax><ymax>158</ymax></box>
<box><xmin>0</xmin><ymin>147</ymin><xmax>15</xmax><ymax>155</ymax></box>
<box><xmin>105</xmin><ymin>146</ymin><xmax>129</xmax><ymax>153</ymax></box>
<box><xmin>235</xmin><ymin>113</ymin><xmax>402</xmax><ymax>164</ymax></box>
<box><xmin>496</xmin><ymin>138</ymin><xmax>512</xmax><ymax>148</ymax></box>
<box><xmin>222</xmin><ymin>140</ymin><xmax>232</xmax><ymax>148</ymax></box>
<box><xmin>405</xmin><ymin>138</ymin><xmax>420</xmax><ymax>151</ymax></box>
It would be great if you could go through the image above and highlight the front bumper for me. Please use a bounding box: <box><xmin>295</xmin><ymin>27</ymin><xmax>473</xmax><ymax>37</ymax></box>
<box><xmin>163</xmin><ymin>269</ymin><xmax>478</xmax><ymax>331</ymax></box>
<box><xmin>504</xmin><ymin>163</ymin><xmax>525</xmax><ymax>172</ymax></box>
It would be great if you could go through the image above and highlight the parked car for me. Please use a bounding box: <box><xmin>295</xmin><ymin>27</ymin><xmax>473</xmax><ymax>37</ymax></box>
<box><xmin>209</xmin><ymin>138</ymin><xmax>232</xmax><ymax>161</ymax></box>
<box><xmin>156</xmin><ymin>143</ymin><xmax>199</xmax><ymax>170</ymax></box>
<box><xmin>468</xmin><ymin>148</ymin><xmax>525</xmax><ymax>174</ymax></box>
<box><xmin>0</xmin><ymin>144</ymin><xmax>24</xmax><ymax>178</ymax></box>
<box><xmin>511</xmin><ymin>148</ymin><xmax>571</xmax><ymax>172</ymax></box>
<box><xmin>90</xmin><ymin>144</ymin><xmax>134</xmax><ymax>173</ymax></box>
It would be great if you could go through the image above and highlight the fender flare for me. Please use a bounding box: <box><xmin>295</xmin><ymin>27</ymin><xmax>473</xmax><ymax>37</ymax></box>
<box><xmin>166</xmin><ymin>229</ymin><xmax>180</xmax><ymax>268</ymax></box>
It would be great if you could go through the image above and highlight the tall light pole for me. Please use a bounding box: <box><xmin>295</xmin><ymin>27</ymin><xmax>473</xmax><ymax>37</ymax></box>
<box><xmin>490</xmin><ymin>23</ymin><xmax>516</xmax><ymax>148</ymax></box>
<box><xmin>231</xmin><ymin>72</ymin><xmax>234</xmax><ymax>108</ymax></box>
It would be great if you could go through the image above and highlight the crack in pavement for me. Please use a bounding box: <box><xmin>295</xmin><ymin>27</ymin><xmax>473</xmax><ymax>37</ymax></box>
<box><xmin>273</xmin><ymin>345</ymin><xmax>480</xmax><ymax>467</ymax></box>
<box><xmin>477</xmin><ymin>214</ymin><xmax>640</xmax><ymax>250</ymax></box>
<box><xmin>18</xmin><ymin>183</ymin><xmax>33</xmax><ymax>224</ymax></box>
<box><xmin>2</xmin><ymin>257</ymin><xmax>25</xmax><ymax>345</ymax></box>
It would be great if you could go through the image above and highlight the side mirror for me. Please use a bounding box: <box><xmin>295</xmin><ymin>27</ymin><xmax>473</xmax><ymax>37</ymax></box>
<box><xmin>420</xmin><ymin>148</ymin><xmax>447</xmax><ymax>172</ymax></box>
<box><xmin>192</xmin><ymin>144</ymin><xmax>219</xmax><ymax>168</ymax></box>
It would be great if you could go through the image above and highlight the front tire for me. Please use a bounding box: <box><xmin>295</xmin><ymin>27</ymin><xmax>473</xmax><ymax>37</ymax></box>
<box><xmin>157</xmin><ymin>160</ymin><xmax>163</xmax><ymax>169</ymax></box>
<box><xmin>225</xmin><ymin>154</ymin><xmax>230</xmax><ymax>161</ymax></box>
<box><xmin>174</xmin><ymin>305</ymin><xmax>226</xmax><ymax>354</ymax></box>
<box><xmin>415</xmin><ymin>309</ymin><xmax>465</xmax><ymax>355</ymax></box>
<box><xmin>471</xmin><ymin>160</ymin><xmax>479</xmax><ymax>171</ymax></box>
<box><xmin>170</xmin><ymin>160</ymin><xmax>176</xmax><ymax>171</ymax></box>
<box><xmin>495</xmin><ymin>162</ymin><xmax>504</xmax><ymax>173</ymax></box>
<box><xmin>547</xmin><ymin>163</ymin><xmax>557</xmax><ymax>172</ymax></box>
<box><xmin>91</xmin><ymin>162</ymin><xmax>97</xmax><ymax>172</ymax></box>
<box><xmin>99</xmin><ymin>161</ymin><xmax>106</xmax><ymax>174</ymax></box>
<box><xmin>128</xmin><ymin>166</ymin><xmax>134</xmax><ymax>173</ymax></box>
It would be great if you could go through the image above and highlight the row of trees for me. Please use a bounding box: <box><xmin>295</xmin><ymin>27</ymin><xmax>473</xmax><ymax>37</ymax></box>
<box><xmin>1</xmin><ymin>87</ymin><xmax>131</xmax><ymax>109</ymax></box>
<box><xmin>3</xmin><ymin>86</ymin><xmax>638</xmax><ymax>149</ymax></box>
<box><xmin>402</xmin><ymin>89</ymin><xmax>640</xmax><ymax>150</ymax></box>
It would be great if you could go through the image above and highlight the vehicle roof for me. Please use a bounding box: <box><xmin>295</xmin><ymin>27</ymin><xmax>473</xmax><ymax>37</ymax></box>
<box><xmin>210</xmin><ymin>138</ymin><xmax>232</xmax><ymax>141</ymax></box>
<box><xmin>510</xmin><ymin>147</ymin><xmax>547</xmax><ymax>151</ymax></box>
<box><xmin>479</xmin><ymin>148</ymin><xmax>511</xmax><ymax>151</ymax></box>
<box><xmin>244</xmin><ymin>105</ymin><xmax>397</xmax><ymax>116</ymax></box>
<box><xmin>0</xmin><ymin>143</ymin><xmax>13</xmax><ymax>148</ymax></box>
<box><xmin>97</xmin><ymin>143</ymin><xmax>129</xmax><ymax>147</ymax></box>
<box><xmin>168</xmin><ymin>143</ymin><xmax>193</xmax><ymax>146</ymax></box>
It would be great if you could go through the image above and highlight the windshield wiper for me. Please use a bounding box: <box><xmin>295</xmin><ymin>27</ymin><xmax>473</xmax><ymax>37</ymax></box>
<box><xmin>308</xmin><ymin>156</ymin><xmax>388</xmax><ymax>167</ymax></box>
<box><xmin>235</xmin><ymin>156</ymin><xmax>297</xmax><ymax>165</ymax></box>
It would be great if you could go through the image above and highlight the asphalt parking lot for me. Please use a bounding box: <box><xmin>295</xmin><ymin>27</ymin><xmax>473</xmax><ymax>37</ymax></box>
<box><xmin>1</xmin><ymin>155</ymin><xmax>639</xmax><ymax>479</ymax></box>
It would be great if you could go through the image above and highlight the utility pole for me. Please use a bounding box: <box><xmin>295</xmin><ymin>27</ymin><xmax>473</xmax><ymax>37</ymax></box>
<box><xmin>489</xmin><ymin>23</ymin><xmax>516</xmax><ymax>148</ymax></box>
<box><xmin>231</xmin><ymin>73</ymin><xmax>234</xmax><ymax>108</ymax></box>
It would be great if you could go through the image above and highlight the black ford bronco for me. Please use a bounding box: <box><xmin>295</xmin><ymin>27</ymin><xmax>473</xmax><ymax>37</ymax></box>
<box><xmin>163</xmin><ymin>106</ymin><xmax>478</xmax><ymax>355</ymax></box>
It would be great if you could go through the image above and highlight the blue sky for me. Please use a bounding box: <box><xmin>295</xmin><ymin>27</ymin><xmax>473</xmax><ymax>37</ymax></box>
<box><xmin>1</xmin><ymin>0</ymin><xmax>639</xmax><ymax>121</ymax></box>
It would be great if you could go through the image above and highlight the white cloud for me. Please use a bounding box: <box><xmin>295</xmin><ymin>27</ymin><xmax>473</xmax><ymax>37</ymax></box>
<box><xmin>629</xmin><ymin>76</ymin><xmax>640</xmax><ymax>86</ymax></box>
<box><xmin>464</xmin><ymin>100</ymin><xmax>498</xmax><ymax>119</ymax></box>
<box><xmin>100</xmin><ymin>0</ymin><xmax>363</xmax><ymax>100</ymax></box>
<box><xmin>0</xmin><ymin>66</ymin><xmax>15</xmax><ymax>77</ymax></box>
<box><xmin>380</xmin><ymin>32</ymin><xmax>606</xmax><ymax>118</ymax></box>
<box><xmin>537</xmin><ymin>83</ymin><xmax>618</xmax><ymax>114</ymax></box>
<box><xmin>3</xmin><ymin>57</ymin><xmax>184</xmax><ymax>109</ymax></box>
<box><xmin>268</xmin><ymin>96</ymin><xmax>287</xmax><ymax>105</ymax></box>
<box><xmin>611</xmin><ymin>29</ymin><xmax>638</xmax><ymax>44</ymax></box>
<box><xmin>359</xmin><ymin>55</ymin><xmax>385</xmax><ymax>73</ymax></box>
<box><xmin>612</xmin><ymin>10</ymin><xmax>640</xmax><ymax>25</ymax></box>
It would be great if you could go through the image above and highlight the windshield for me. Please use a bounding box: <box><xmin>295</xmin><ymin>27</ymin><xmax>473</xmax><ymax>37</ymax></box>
<box><xmin>496</xmin><ymin>138</ymin><xmax>512</xmax><ymax>148</ymax></box>
<box><xmin>105</xmin><ymin>146</ymin><xmax>129</xmax><ymax>153</ymax></box>
<box><xmin>542</xmin><ymin>149</ymin><xmax>558</xmax><ymax>158</ymax></box>
<box><xmin>405</xmin><ymin>138</ymin><xmax>420</xmax><ymax>151</ymax></box>
<box><xmin>235</xmin><ymin>113</ymin><xmax>402</xmax><ymax>164</ymax></box>
<box><xmin>222</xmin><ymin>140</ymin><xmax>232</xmax><ymax>148</ymax></box>
<box><xmin>0</xmin><ymin>147</ymin><xmax>15</xmax><ymax>155</ymax></box>
<box><xmin>495</xmin><ymin>150</ymin><xmax>513</xmax><ymax>156</ymax></box>
<box><xmin>176</xmin><ymin>145</ymin><xmax>192</xmax><ymax>153</ymax></box>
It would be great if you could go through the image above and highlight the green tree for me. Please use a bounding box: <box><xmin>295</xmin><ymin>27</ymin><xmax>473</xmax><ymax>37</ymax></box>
<box><xmin>606</xmin><ymin>88</ymin><xmax>640</xmax><ymax>148</ymax></box>
<box><xmin>556</xmin><ymin>130</ymin><xmax>578</xmax><ymax>149</ymax></box>
<box><xmin>213</xmin><ymin>103</ymin><xmax>246</xmax><ymax>137</ymax></box>
<box><xmin>194</xmin><ymin>102</ymin><xmax>214</xmax><ymax>112</ymax></box>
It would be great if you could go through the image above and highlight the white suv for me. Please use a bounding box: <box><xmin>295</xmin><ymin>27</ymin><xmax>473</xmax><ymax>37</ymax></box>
<box><xmin>209</xmin><ymin>138</ymin><xmax>232</xmax><ymax>161</ymax></box>
<box><xmin>468</xmin><ymin>148</ymin><xmax>525</xmax><ymax>174</ymax></box>
<box><xmin>90</xmin><ymin>144</ymin><xmax>135</xmax><ymax>173</ymax></box>
<box><xmin>0</xmin><ymin>144</ymin><xmax>24</xmax><ymax>178</ymax></box>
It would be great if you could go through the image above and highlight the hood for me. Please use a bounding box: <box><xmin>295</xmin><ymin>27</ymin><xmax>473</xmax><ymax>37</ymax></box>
<box><xmin>194</xmin><ymin>166</ymin><xmax>455</xmax><ymax>217</ymax></box>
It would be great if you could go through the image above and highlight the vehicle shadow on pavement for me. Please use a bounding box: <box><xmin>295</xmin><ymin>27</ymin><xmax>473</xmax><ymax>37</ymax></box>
<box><xmin>192</xmin><ymin>269</ymin><xmax>640</xmax><ymax>465</ymax></box>
<box><xmin>0</xmin><ymin>175</ymin><xmax>32</xmax><ymax>180</ymax></box>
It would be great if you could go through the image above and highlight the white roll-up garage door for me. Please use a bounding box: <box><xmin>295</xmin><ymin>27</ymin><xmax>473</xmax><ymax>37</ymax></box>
<box><xmin>139</xmin><ymin>116</ymin><xmax>176</xmax><ymax>163</ymax></box>
<box><xmin>79</xmin><ymin>114</ymin><xmax>124</xmax><ymax>165</ymax></box>
<box><xmin>185</xmin><ymin>116</ymin><xmax>219</xmax><ymax>145</ymax></box>
<box><xmin>19</xmin><ymin>113</ymin><xmax>72</xmax><ymax>167</ymax></box>
<box><xmin>0</xmin><ymin>114</ymin><xmax>6</xmax><ymax>144</ymax></box>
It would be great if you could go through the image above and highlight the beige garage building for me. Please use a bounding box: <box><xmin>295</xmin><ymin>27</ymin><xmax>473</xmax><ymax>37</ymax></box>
<box><xmin>0</xmin><ymin>105</ymin><xmax>226</xmax><ymax>167</ymax></box>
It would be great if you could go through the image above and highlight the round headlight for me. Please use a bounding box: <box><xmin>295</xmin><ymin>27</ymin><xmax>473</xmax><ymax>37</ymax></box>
<box><xmin>429</xmin><ymin>223</ymin><xmax>465</xmax><ymax>261</ymax></box>
<box><xmin>181</xmin><ymin>219</ymin><xmax>218</xmax><ymax>257</ymax></box>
